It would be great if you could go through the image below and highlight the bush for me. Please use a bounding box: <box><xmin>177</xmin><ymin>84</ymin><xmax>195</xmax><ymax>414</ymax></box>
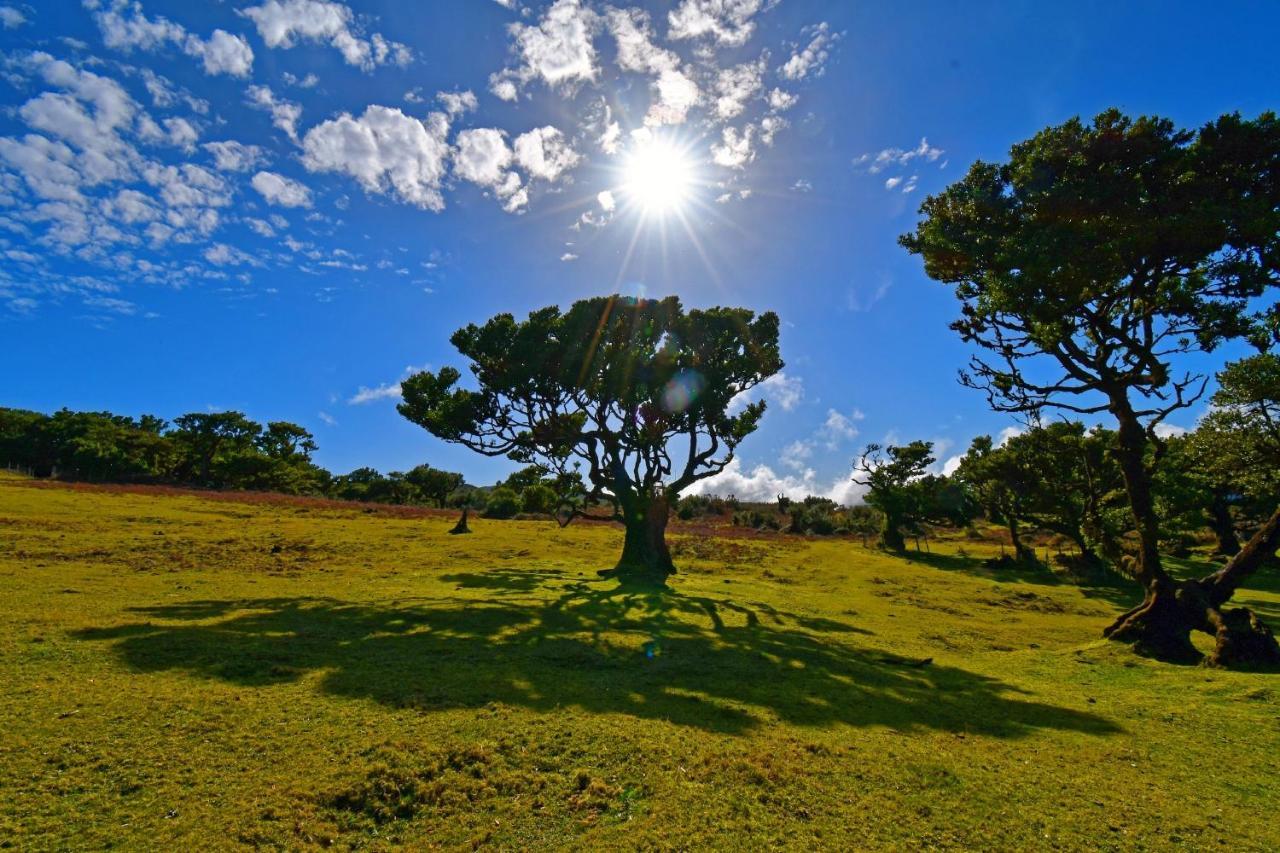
<box><xmin>732</xmin><ymin>509</ymin><xmax>781</xmax><ymax>531</ymax></box>
<box><xmin>520</xmin><ymin>483</ymin><xmax>557</xmax><ymax>515</ymax></box>
<box><xmin>481</xmin><ymin>487</ymin><xmax>521</xmax><ymax>519</ymax></box>
<box><xmin>676</xmin><ymin>494</ymin><xmax>731</xmax><ymax>520</ymax></box>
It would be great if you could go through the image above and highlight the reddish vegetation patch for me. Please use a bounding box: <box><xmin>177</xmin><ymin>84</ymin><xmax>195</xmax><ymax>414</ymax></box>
<box><xmin>8</xmin><ymin>479</ymin><xmax>457</xmax><ymax>519</ymax></box>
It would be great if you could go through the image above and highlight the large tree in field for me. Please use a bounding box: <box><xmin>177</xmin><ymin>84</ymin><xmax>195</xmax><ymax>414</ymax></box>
<box><xmin>901</xmin><ymin>109</ymin><xmax>1280</xmax><ymax>665</ymax></box>
<box><xmin>397</xmin><ymin>295</ymin><xmax>783</xmax><ymax>586</ymax></box>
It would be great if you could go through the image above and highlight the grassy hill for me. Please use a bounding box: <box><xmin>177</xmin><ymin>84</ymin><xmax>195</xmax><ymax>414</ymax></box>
<box><xmin>2</xmin><ymin>471</ymin><xmax>1278</xmax><ymax>850</ymax></box>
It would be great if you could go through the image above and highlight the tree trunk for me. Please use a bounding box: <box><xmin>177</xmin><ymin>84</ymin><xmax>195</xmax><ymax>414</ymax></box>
<box><xmin>881</xmin><ymin>516</ymin><xmax>906</xmax><ymax>551</ymax></box>
<box><xmin>1106</xmin><ymin>499</ymin><xmax>1280</xmax><ymax>666</ymax></box>
<box><xmin>604</xmin><ymin>494</ymin><xmax>675</xmax><ymax>586</ymax></box>
<box><xmin>1102</xmin><ymin>401</ymin><xmax>1201</xmax><ymax>660</ymax></box>
<box><xmin>1208</xmin><ymin>491</ymin><xmax>1241</xmax><ymax>556</ymax></box>
<box><xmin>1007</xmin><ymin>516</ymin><xmax>1035</xmax><ymax>563</ymax></box>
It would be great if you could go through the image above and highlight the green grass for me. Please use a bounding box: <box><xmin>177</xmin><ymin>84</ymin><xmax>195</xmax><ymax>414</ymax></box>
<box><xmin>2</xmin><ymin>472</ymin><xmax>1278</xmax><ymax>850</ymax></box>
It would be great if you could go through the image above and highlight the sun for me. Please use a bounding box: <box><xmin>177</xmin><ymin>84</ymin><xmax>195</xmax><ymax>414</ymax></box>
<box><xmin>621</xmin><ymin>136</ymin><xmax>696</xmax><ymax>216</ymax></box>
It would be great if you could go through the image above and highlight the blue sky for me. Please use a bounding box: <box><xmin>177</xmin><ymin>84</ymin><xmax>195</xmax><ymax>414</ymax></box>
<box><xmin>2</xmin><ymin>0</ymin><xmax>1277</xmax><ymax>500</ymax></box>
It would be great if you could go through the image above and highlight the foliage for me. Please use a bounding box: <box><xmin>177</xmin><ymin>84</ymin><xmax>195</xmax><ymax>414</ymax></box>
<box><xmin>398</xmin><ymin>295</ymin><xmax>783</xmax><ymax>582</ymax></box>
<box><xmin>902</xmin><ymin>108</ymin><xmax>1280</xmax><ymax>661</ymax></box>
<box><xmin>481</xmin><ymin>487</ymin><xmax>521</xmax><ymax>519</ymax></box>
<box><xmin>0</xmin><ymin>406</ymin><xmax>463</xmax><ymax>508</ymax></box>
<box><xmin>520</xmin><ymin>483</ymin><xmax>558</xmax><ymax>515</ymax></box>
<box><xmin>853</xmin><ymin>441</ymin><xmax>973</xmax><ymax>549</ymax></box>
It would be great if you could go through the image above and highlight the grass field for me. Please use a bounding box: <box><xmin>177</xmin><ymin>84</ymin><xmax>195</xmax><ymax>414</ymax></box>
<box><xmin>2</xmin><ymin>471</ymin><xmax>1279</xmax><ymax>850</ymax></box>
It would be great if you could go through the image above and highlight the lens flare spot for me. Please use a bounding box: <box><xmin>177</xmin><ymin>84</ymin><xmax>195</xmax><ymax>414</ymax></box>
<box><xmin>661</xmin><ymin>370</ymin><xmax>706</xmax><ymax>414</ymax></box>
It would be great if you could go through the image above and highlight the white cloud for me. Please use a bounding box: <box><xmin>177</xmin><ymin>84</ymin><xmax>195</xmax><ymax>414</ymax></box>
<box><xmin>203</xmin><ymin>140</ymin><xmax>268</xmax><ymax>172</ymax></box>
<box><xmin>502</xmin><ymin>0</ymin><xmax>597</xmax><ymax>94</ymax></box>
<box><xmin>767</xmin><ymin>88</ymin><xmax>797</xmax><ymax>111</ymax></box>
<box><xmin>597</xmin><ymin>189</ymin><xmax>615</xmax><ymax>211</ymax></box>
<box><xmin>251</xmin><ymin>170</ymin><xmax>313</xmax><ymax>208</ymax></box>
<box><xmin>347</xmin><ymin>364</ymin><xmax>429</xmax><ymax>404</ymax></box>
<box><xmin>713</xmin><ymin>57</ymin><xmax>765</xmax><ymax>120</ymax></box>
<box><xmin>162</xmin><ymin>117</ymin><xmax>198</xmax><ymax>152</ymax></box>
<box><xmin>884</xmin><ymin>176</ymin><xmax>902</xmax><ymax>190</ymax></box>
<box><xmin>779</xmin><ymin>22</ymin><xmax>838</xmax><ymax>81</ymax></box>
<box><xmin>189</xmin><ymin>29</ymin><xmax>255</xmax><ymax>77</ymax></box>
<box><xmin>513</xmin><ymin>125</ymin><xmax>580</xmax><ymax>181</ymax></box>
<box><xmin>246</xmin><ymin>85</ymin><xmax>302</xmax><ymax>142</ymax></box>
<box><xmin>453</xmin><ymin>128</ymin><xmax>527</xmax><ymax>212</ymax></box>
<box><xmin>88</xmin><ymin>0</ymin><xmax>254</xmax><ymax>77</ymax></box>
<box><xmin>489</xmin><ymin>75</ymin><xmax>519</xmax><ymax>102</ymax></box>
<box><xmin>317</xmin><ymin>411</ymin><xmax>337</xmax><ymax>426</ymax></box>
<box><xmin>302</xmin><ymin>106</ymin><xmax>451</xmax><ymax>211</ymax></box>
<box><xmin>854</xmin><ymin>138</ymin><xmax>945</xmax><ymax>174</ymax></box>
<box><xmin>668</xmin><ymin>0</ymin><xmax>771</xmax><ymax>47</ymax></box>
<box><xmin>729</xmin><ymin>370</ymin><xmax>803</xmax><ymax>414</ymax></box>
<box><xmin>454</xmin><ymin>128</ymin><xmax>513</xmax><ymax>186</ymax></box>
<box><xmin>560</xmin><ymin>252</ymin><xmax>578</xmax><ymax>261</ymax></box>
<box><xmin>240</xmin><ymin>0</ymin><xmax>412</xmax><ymax>70</ymax></box>
<box><xmin>605</xmin><ymin>8</ymin><xmax>700</xmax><ymax>127</ymax></box>
<box><xmin>0</xmin><ymin>6</ymin><xmax>27</xmax><ymax>28</ymax></box>
<box><xmin>819</xmin><ymin>408</ymin><xmax>863</xmax><ymax>448</ymax></box>
<box><xmin>284</xmin><ymin>71</ymin><xmax>320</xmax><ymax>89</ymax></box>
<box><xmin>436</xmin><ymin>89</ymin><xmax>478</xmax><ymax>116</ymax></box>
<box><xmin>647</xmin><ymin>68</ymin><xmax>701</xmax><ymax>126</ymax></box>
<box><xmin>711</xmin><ymin>125</ymin><xmax>755</xmax><ymax>169</ymax></box>
<box><xmin>688</xmin><ymin>457</ymin><xmax>869</xmax><ymax>505</ymax></box>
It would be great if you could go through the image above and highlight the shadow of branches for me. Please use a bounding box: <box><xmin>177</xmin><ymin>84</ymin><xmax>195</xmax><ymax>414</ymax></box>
<box><xmin>74</xmin><ymin>572</ymin><xmax>1120</xmax><ymax>738</ymax></box>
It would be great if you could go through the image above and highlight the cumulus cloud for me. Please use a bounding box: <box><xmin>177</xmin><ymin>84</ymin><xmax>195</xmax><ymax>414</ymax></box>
<box><xmin>668</xmin><ymin>0</ymin><xmax>771</xmax><ymax>47</ymax></box>
<box><xmin>203</xmin><ymin>140</ymin><xmax>268</xmax><ymax>172</ymax></box>
<box><xmin>86</xmin><ymin>0</ymin><xmax>254</xmax><ymax>77</ymax></box>
<box><xmin>513</xmin><ymin>125</ymin><xmax>580</xmax><ymax>181</ymax></box>
<box><xmin>453</xmin><ymin>127</ymin><xmax>526</xmax><ymax>211</ymax></box>
<box><xmin>436</xmin><ymin>90</ymin><xmax>478</xmax><ymax>116</ymax></box>
<box><xmin>711</xmin><ymin>125</ymin><xmax>755</xmax><ymax>169</ymax></box>
<box><xmin>251</xmin><ymin>170</ymin><xmax>313</xmax><ymax>208</ymax></box>
<box><xmin>779</xmin><ymin>22</ymin><xmax>838</xmax><ymax>81</ymax></box>
<box><xmin>713</xmin><ymin>57</ymin><xmax>765</xmax><ymax>120</ymax></box>
<box><xmin>688</xmin><ymin>457</ymin><xmax>869</xmax><ymax>505</ymax></box>
<box><xmin>497</xmin><ymin>0</ymin><xmax>597</xmax><ymax>95</ymax></box>
<box><xmin>605</xmin><ymin>8</ymin><xmax>700</xmax><ymax>126</ymax></box>
<box><xmin>240</xmin><ymin>0</ymin><xmax>412</xmax><ymax>70</ymax></box>
<box><xmin>302</xmin><ymin>106</ymin><xmax>451</xmax><ymax>211</ymax></box>
<box><xmin>245</xmin><ymin>85</ymin><xmax>302</xmax><ymax>142</ymax></box>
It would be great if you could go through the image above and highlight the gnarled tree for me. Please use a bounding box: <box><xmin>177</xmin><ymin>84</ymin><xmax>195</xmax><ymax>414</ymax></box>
<box><xmin>398</xmin><ymin>295</ymin><xmax>783</xmax><ymax>586</ymax></box>
<box><xmin>901</xmin><ymin>109</ymin><xmax>1280</xmax><ymax>665</ymax></box>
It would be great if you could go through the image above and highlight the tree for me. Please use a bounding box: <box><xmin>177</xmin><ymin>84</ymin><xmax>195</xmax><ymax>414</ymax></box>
<box><xmin>902</xmin><ymin>109</ymin><xmax>1280</xmax><ymax>664</ymax></box>
<box><xmin>169</xmin><ymin>412</ymin><xmax>263</xmax><ymax>488</ymax></box>
<box><xmin>405</xmin><ymin>464</ymin><xmax>465</xmax><ymax>507</ymax></box>
<box><xmin>853</xmin><ymin>441</ymin><xmax>935</xmax><ymax>550</ymax></box>
<box><xmin>955</xmin><ymin>435</ymin><xmax>1039</xmax><ymax>562</ymax></box>
<box><xmin>398</xmin><ymin>295</ymin><xmax>782</xmax><ymax>585</ymax></box>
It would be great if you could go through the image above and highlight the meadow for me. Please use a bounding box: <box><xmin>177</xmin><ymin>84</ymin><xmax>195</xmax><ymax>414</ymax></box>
<box><xmin>3</xmin><ymin>470</ymin><xmax>1279</xmax><ymax>851</ymax></box>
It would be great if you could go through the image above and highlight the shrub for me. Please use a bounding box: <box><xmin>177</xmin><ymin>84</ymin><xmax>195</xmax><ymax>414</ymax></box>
<box><xmin>520</xmin><ymin>483</ymin><xmax>557</xmax><ymax>515</ymax></box>
<box><xmin>481</xmin><ymin>487</ymin><xmax>521</xmax><ymax>519</ymax></box>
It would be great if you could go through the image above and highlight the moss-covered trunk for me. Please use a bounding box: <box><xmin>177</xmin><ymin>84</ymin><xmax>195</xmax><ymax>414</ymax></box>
<box><xmin>607</xmin><ymin>494</ymin><xmax>675</xmax><ymax>586</ymax></box>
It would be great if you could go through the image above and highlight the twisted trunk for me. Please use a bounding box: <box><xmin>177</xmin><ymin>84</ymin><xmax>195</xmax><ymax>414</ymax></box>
<box><xmin>1102</xmin><ymin>399</ymin><xmax>1280</xmax><ymax>666</ymax></box>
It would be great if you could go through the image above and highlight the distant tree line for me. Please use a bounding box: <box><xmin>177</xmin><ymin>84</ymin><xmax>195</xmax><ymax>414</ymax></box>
<box><xmin>0</xmin><ymin>407</ymin><xmax>474</xmax><ymax>509</ymax></box>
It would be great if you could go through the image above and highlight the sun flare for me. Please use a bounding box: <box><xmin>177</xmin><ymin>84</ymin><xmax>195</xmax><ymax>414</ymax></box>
<box><xmin>622</xmin><ymin>137</ymin><xmax>696</xmax><ymax>216</ymax></box>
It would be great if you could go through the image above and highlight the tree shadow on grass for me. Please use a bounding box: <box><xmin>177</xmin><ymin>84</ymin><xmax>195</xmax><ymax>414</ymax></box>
<box><xmin>74</xmin><ymin>578</ymin><xmax>1121</xmax><ymax>738</ymax></box>
<box><xmin>900</xmin><ymin>550</ymin><xmax>1141</xmax><ymax>609</ymax></box>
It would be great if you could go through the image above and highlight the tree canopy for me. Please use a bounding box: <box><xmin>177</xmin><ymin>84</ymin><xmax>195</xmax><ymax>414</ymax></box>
<box><xmin>398</xmin><ymin>294</ymin><xmax>783</xmax><ymax>584</ymax></box>
<box><xmin>903</xmin><ymin>108</ymin><xmax>1280</xmax><ymax>664</ymax></box>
